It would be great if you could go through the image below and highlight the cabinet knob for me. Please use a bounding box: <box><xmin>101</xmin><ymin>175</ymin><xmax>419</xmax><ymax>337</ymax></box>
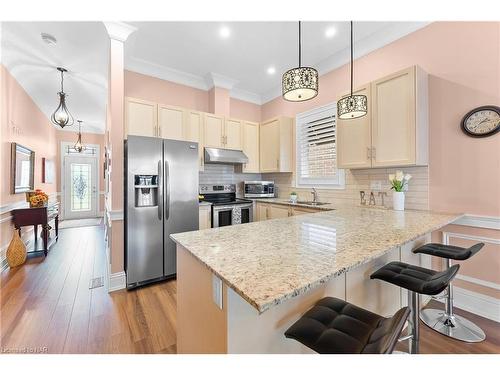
<box><xmin>367</xmin><ymin>147</ymin><xmax>371</xmax><ymax>159</ymax></box>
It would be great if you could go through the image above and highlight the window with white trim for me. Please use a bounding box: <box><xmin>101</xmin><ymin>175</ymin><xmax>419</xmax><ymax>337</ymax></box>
<box><xmin>295</xmin><ymin>102</ymin><xmax>345</xmax><ymax>188</ymax></box>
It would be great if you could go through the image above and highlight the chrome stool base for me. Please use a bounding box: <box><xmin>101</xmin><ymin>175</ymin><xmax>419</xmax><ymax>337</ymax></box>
<box><xmin>420</xmin><ymin>308</ymin><xmax>486</xmax><ymax>343</ymax></box>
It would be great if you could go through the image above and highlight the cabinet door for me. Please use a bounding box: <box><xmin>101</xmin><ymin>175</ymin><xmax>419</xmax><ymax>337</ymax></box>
<box><xmin>259</xmin><ymin>119</ymin><xmax>280</xmax><ymax>172</ymax></box>
<box><xmin>268</xmin><ymin>205</ymin><xmax>290</xmax><ymax>219</ymax></box>
<box><xmin>199</xmin><ymin>206</ymin><xmax>211</xmax><ymax>230</ymax></box>
<box><xmin>125</xmin><ymin>97</ymin><xmax>157</xmax><ymax>137</ymax></box>
<box><xmin>186</xmin><ymin>110</ymin><xmax>204</xmax><ymax>171</ymax></box>
<box><xmin>158</xmin><ymin>104</ymin><xmax>185</xmax><ymax>140</ymax></box>
<box><xmin>255</xmin><ymin>203</ymin><xmax>268</xmax><ymax>221</ymax></box>
<box><xmin>372</xmin><ymin>67</ymin><xmax>416</xmax><ymax>167</ymax></box>
<box><xmin>242</xmin><ymin>121</ymin><xmax>259</xmax><ymax>173</ymax></box>
<box><xmin>203</xmin><ymin>114</ymin><xmax>224</xmax><ymax>148</ymax></box>
<box><xmin>224</xmin><ymin>118</ymin><xmax>243</xmax><ymax>150</ymax></box>
<box><xmin>336</xmin><ymin>85</ymin><xmax>372</xmax><ymax>169</ymax></box>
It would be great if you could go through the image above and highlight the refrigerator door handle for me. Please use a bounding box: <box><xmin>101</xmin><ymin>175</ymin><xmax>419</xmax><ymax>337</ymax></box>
<box><xmin>165</xmin><ymin>160</ymin><xmax>170</xmax><ymax>221</ymax></box>
<box><xmin>158</xmin><ymin>160</ymin><xmax>163</xmax><ymax>220</ymax></box>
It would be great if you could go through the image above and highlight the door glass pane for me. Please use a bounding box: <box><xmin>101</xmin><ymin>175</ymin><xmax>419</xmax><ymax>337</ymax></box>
<box><xmin>71</xmin><ymin>163</ymin><xmax>91</xmax><ymax>212</ymax></box>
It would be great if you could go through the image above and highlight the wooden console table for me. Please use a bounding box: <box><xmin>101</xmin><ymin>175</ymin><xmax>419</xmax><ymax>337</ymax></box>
<box><xmin>11</xmin><ymin>201</ymin><xmax>59</xmax><ymax>256</ymax></box>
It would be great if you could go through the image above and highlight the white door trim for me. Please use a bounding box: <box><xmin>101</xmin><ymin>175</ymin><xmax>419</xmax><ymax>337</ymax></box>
<box><xmin>60</xmin><ymin>142</ymin><xmax>100</xmax><ymax>220</ymax></box>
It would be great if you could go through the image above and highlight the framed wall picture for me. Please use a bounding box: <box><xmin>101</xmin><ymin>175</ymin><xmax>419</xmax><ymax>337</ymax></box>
<box><xmin>42</xmin><ymin>157</ymin><xmax>55</xmax><ymax>184</ymax></box>
<box><xmin>11</xmin><ymin>142</ymin><xmax>35</xmax><ymax>193</ymax></box>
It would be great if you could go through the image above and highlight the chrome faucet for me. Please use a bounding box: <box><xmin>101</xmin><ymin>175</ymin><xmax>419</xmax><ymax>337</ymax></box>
<box><xmin>311</xmin><ymin>188</ymin><xmax>318</xmax><ymax>204</ymax></box>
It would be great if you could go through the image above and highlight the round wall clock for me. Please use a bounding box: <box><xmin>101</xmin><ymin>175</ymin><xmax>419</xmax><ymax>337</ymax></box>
<box><xmin>460</xmin><ymin>105</ymin><xmax>500</xmax><ymax>137</ymax></box>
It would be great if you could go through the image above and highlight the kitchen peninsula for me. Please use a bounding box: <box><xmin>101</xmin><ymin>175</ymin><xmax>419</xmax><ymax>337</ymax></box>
<box><xmin>171</xmin><ymin>207</ymin><xmax>462</xmax><ymax>353</ymax></box>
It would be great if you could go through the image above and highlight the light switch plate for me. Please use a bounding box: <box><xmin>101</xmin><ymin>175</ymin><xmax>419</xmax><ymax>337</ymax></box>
<box><xmin>212</xmin><ymin>274</ymin><xmax>223</xmax><ymax>310</ymax></box>
<box><xmin>370</xmin><ymin>180</ymin><xmax>382</xmax><ymax>191</ymax></box>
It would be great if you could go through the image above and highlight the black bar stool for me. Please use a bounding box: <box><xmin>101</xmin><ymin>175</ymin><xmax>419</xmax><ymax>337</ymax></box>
<box><xmin>412</xmin><ymin>242</ymin><xmax>485</xmax><ymax>342</ymax></box>
<box><xmin>284</xmin><ymin>297</ymin><xmax>410</xmax><ymax>354</ymax></box>
<box><xmin>370</xmin><ymin>261</ymin><xmax>460</xmax><ymax>353</ymax></box>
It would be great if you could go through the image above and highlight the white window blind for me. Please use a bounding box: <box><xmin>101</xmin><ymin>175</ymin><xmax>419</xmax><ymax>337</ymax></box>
<box><xmin>296</xmin><ymin>103</ymin><xmax>345</xmax><ymax>187</ymax></box>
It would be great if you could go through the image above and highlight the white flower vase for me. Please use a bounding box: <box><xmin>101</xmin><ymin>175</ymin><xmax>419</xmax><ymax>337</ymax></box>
<box><xmin>393</xmin><ymin>191</ymin><xmax>405</xmax><ymax>211</ymax></box>
<box><xmin>289</xmin><ymin>194</ymin><xmax>298</xmax><ymax>203</ymax></box>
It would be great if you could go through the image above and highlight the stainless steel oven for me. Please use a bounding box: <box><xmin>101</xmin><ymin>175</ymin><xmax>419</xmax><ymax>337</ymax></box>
<box><xmin>199</xmin><ymin>184</ymin><xmax>253</xmax><ymax>228</ymax></box>
<box><xmin>244</xmin><ymin>180</ymin><xmax>275</xmax><ymax>198</ymax></box>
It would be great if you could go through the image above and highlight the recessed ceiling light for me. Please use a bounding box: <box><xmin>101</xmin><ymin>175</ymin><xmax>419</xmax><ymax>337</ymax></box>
<box><xmin>41</xmin><ymin>32</ymin><xmax>57</xmax><ymax>45</ymax></box>
<box><xmin>325</xmin><ymin>27</ymin><xmax>337</xmax><ymax>38</ymax></box>
<box><xmin>219</xmin><ymin>26</ymin><xmax>231</xmax><ymax>39</ymax></box>
<box><xmin>267</xmin><ymin>66</ymin><xmax>276</xmax><ymax>75</ymax></box>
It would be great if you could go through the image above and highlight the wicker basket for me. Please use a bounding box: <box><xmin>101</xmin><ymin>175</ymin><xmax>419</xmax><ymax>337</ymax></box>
<box><xmin>6</xmin><ymin>230</ymin><xmax>27</xmax><ymax>267</ymax></box>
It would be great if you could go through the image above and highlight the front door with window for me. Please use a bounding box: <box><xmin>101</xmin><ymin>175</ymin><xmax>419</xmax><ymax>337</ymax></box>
<box><xmin>64</xmin><ymin>155</ymin><xmax>98</xmax><ymax>219</ymax></box>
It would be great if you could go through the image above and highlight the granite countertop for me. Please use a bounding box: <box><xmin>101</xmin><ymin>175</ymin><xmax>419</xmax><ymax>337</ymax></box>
<box><xmin>252</xmin><ymin>198</ymin><xmax>336</xmax><ymax>211</ymax></box>
<box><xmin>171</xmin><ymin>207</ymin><xmax>462</xmax><ymax>314</ymax></box>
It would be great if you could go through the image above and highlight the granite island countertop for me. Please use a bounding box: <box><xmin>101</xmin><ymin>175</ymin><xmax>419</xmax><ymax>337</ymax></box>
<box><xmin>171</xmin><ymin>207</ymin><xmax>462</xmax><ymax>314</ymax></box>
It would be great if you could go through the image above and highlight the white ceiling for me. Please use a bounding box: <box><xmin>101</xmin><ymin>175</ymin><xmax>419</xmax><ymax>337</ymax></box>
<box><xmin>1</xmin><ymin>21</ymin><xmax>429</xmax><ymax>134</ymax></box>
<box><xmin>1</xmin><ymin>22</ymin><xmax>109</xmax><ymax>134</ymax></box>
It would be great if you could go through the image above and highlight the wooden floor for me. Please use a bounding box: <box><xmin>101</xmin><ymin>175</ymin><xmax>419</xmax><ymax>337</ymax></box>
<box><xmin>1</xmin><ymin>225</ymin><xmax>499</xmax><ymax>354</ymax></box>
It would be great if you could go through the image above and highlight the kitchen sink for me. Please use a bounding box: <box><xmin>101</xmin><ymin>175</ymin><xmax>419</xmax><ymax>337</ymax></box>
<box><xmin>295</xmin><ymin>201</ymin><xmax>330</xmax><ymax>206</ymax></box>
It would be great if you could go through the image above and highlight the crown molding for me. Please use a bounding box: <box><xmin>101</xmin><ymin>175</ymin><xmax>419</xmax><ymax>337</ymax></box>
<box><xmin>230</xmin><ymin>88</ymin><xmax>262</xmax><ymax>105</ymax></box>
<box><xmin>125</xmin><ymin>56</ymin><xmax>263</xmax><ymax>105</ymax></box>
<box><xmin>126</xmin><ymin>56</ymin><xmax>209</xmax><ymax>91</ymax></box>
<box><xmin>104</xmin><ymin>22</ymin><xmax>137</xmax><ymax>42</ymax></box>
<box><xmin>205</xmin><ymin>72</ymin><xmax>239</xmax><ymax>90</ymax></box>
<box><xmin>260</xmin><ymin>22</ymin><xmax>431</xmax><ymax>105</ymax></box>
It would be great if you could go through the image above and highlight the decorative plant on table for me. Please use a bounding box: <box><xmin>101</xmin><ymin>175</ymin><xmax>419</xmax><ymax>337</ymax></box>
<box><xmin>388</xmin><ymin>171</ymin><xmax>412</xmax><ymax>211</ymax></box>
<box><xmin>289</xmin><ymin>191</ymin><xmax>298</xmax><ymax>203</ymax></box>
<box><xmin>29</xmin><ymin>189</ymin><xmax>49</xmax><ymax>208</ymax></box>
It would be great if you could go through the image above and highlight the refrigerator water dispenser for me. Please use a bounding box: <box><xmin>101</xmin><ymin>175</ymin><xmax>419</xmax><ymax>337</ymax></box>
<box><xmin>134</xmin><ymin>175</ymin><xmax>158</xmax><ymax>207</ymax></box>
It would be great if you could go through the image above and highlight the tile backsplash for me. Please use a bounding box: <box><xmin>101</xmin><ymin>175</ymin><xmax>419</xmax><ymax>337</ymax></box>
<box><xmin>199</xmin><ymin>164</ymin><xmax>261</xmax><ymax>196</ymax></box>
<box><xmin>263</xmin><ymin>166</ymin><xmax>429</xmax><ymax>210</ymax></box>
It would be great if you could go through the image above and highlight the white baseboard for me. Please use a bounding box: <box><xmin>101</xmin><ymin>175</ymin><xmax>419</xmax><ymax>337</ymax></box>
<box><xmin>109</xmin><ymin>271</ymin><xmax>126</xmax><ymax>292</ymax></box>
<box><xmin>453</xmin><ymin>287</ymin><xmax>500</xmax><ymax>323</ymax></box>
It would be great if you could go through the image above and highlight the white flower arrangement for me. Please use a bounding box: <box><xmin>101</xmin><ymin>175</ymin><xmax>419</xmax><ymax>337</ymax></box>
<box><xmin>389</xmin><ymin>170</ymin><xmax>412</xmax><ymax>192</ymax></box>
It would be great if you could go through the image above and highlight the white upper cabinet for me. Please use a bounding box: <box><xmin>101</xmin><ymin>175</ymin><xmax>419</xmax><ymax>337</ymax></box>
<box><xmin>259</xmin><ymin>117</ymin><xmax>294</xmax><ymax>173</ymax></box>
<box><xmin>203</xmin><ymin>113</ymin><xmax>225</xmax><ymax>148</ymax></box>
<box><xmin>158</xmin><ymin>104</ymin><xmax>185</xmax><ymax>141</ymax></box>
<box><xmin>224</xmin><ymin>118</ymin><xmax>243</xmax><ymax>150</ymax></box>
<box><xmin>337</xmin><ymin>85</ymin><xmax>372</xmax><ymax>169</ymax></box>
<box><xmin>337</xmin><ymin>65</ymin><xmax>428</xmax><ymax>169</ymax></box>
<box><xmin>241</xmin><ymin>121</ymin><xmax>259</xmax><ymax>173</ymax></box>
<box><xmin>125</xmin><ymin>97</ymin><xmax>157</xmax><ymax>137</ymax></box>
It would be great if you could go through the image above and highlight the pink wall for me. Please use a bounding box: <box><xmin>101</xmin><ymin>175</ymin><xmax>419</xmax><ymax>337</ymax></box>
<box><xmin>230</xmin><ymin>98</ymin><xmax>261</xmax><ymax>123</ymax></box>
<box><xmin>1</xmin><ymin>65</ymin><xmax>58</xmax><ymax>206</ymax></box>
<box><xmin>262</xmin><ymin>22</ymin><xmax>500</xmax><ymax>218</ymax></box>
<box><xmin>208</xmin><ymin>87</ymin><xmax>230</xmax><ymax>117</ymax></box>
<box><xmin>125</xmin><ymin>70</ymin><xmax>209</xmax><ymax>112</ymax></box>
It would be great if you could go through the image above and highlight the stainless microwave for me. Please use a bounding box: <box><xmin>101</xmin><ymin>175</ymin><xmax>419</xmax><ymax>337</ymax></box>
<box><xmin>244</xmin><ymin>181</ymin><xmax>275</xmax><ymax>198</ymax></box>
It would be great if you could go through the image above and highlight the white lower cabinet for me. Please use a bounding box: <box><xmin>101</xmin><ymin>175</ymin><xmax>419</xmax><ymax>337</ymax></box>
<box><xmin>199</xmin><ymin>205</ymin><xmax>211</xmax><ymax>230</ymax></box>
<box><xmin>345</xmin><ymin>247</ymin><xmax>401</xmax><ymax>317</ymax></box>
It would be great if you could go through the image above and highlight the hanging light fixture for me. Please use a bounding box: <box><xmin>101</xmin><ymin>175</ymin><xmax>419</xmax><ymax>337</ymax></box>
<box><xmin>74</xmin><ymin>120</ymin><xmax>86</xmax><ymax>153</ymax></box>
<box><xmin>50</xmin><ymin>67</ymin><xmax>74</xmax><ymax>128</ymax></box>
<box><xmin>282</xmin><ymin>21</ymin><xmax>319</xmax><ymax>102</ymax></box>
<box><xmin>337</xmin><ymin>21</ymin><xmax>367</xmax><ymax>119</ymax></box>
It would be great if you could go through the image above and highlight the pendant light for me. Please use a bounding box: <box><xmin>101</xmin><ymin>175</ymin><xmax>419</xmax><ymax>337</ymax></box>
<box><xmin>282</xmin><ymin>21</ymin><xmax>319</xmax><ymax>102</ymax></box>
<box><xmin>337</xmin><ymin>21</ymin><xmax>367</xmax><ymax>119</ymax></box>
<box><xmin>50</xmin><ymin>67</ymin><xmax>74</xmax><ymax>128</ymax></box>
<box><xmin>74</xmin><ymin>120</ymin><xmax>86</xmax><ymax>153</ymax></box>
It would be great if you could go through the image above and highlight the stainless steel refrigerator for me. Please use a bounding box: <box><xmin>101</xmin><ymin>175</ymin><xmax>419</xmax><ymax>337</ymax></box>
<box><xmin>125</xmin><ymin>135</ymin><xmax>199</xmax><ymax>289</ymax></box>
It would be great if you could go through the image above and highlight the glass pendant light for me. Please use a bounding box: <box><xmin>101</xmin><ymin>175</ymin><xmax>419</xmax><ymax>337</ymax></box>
<box><xmin>50</xmin><ymin>67</ymin><xmax>74</xmax><ymax>128</ymax></box>
<box><xmin>337</xmin><ymin>21</ymin><xmax>367</xmax><ymax>119</ymax></box>
<box><xmin>282</xmin><ymin>21</ymin><xmax>319</xmax><ymax>102</ymax></box>
<box><xmin>74</xmin><ymin>120</ymin><xmax>85</xmax><ymax>153</ymax></box>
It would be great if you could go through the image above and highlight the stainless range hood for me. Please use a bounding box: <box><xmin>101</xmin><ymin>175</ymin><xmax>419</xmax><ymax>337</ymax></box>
<box><xmin>204</xmin><ymin>147</ymin><xmax>249</xmax><ymax>164</ymax></box>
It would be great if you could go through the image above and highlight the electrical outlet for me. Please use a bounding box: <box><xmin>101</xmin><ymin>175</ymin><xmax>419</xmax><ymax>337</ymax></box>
<box><xmin>370</xmin><ymin>180</ymin><xmax>382</xmax><ymax>191</ymax></box>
